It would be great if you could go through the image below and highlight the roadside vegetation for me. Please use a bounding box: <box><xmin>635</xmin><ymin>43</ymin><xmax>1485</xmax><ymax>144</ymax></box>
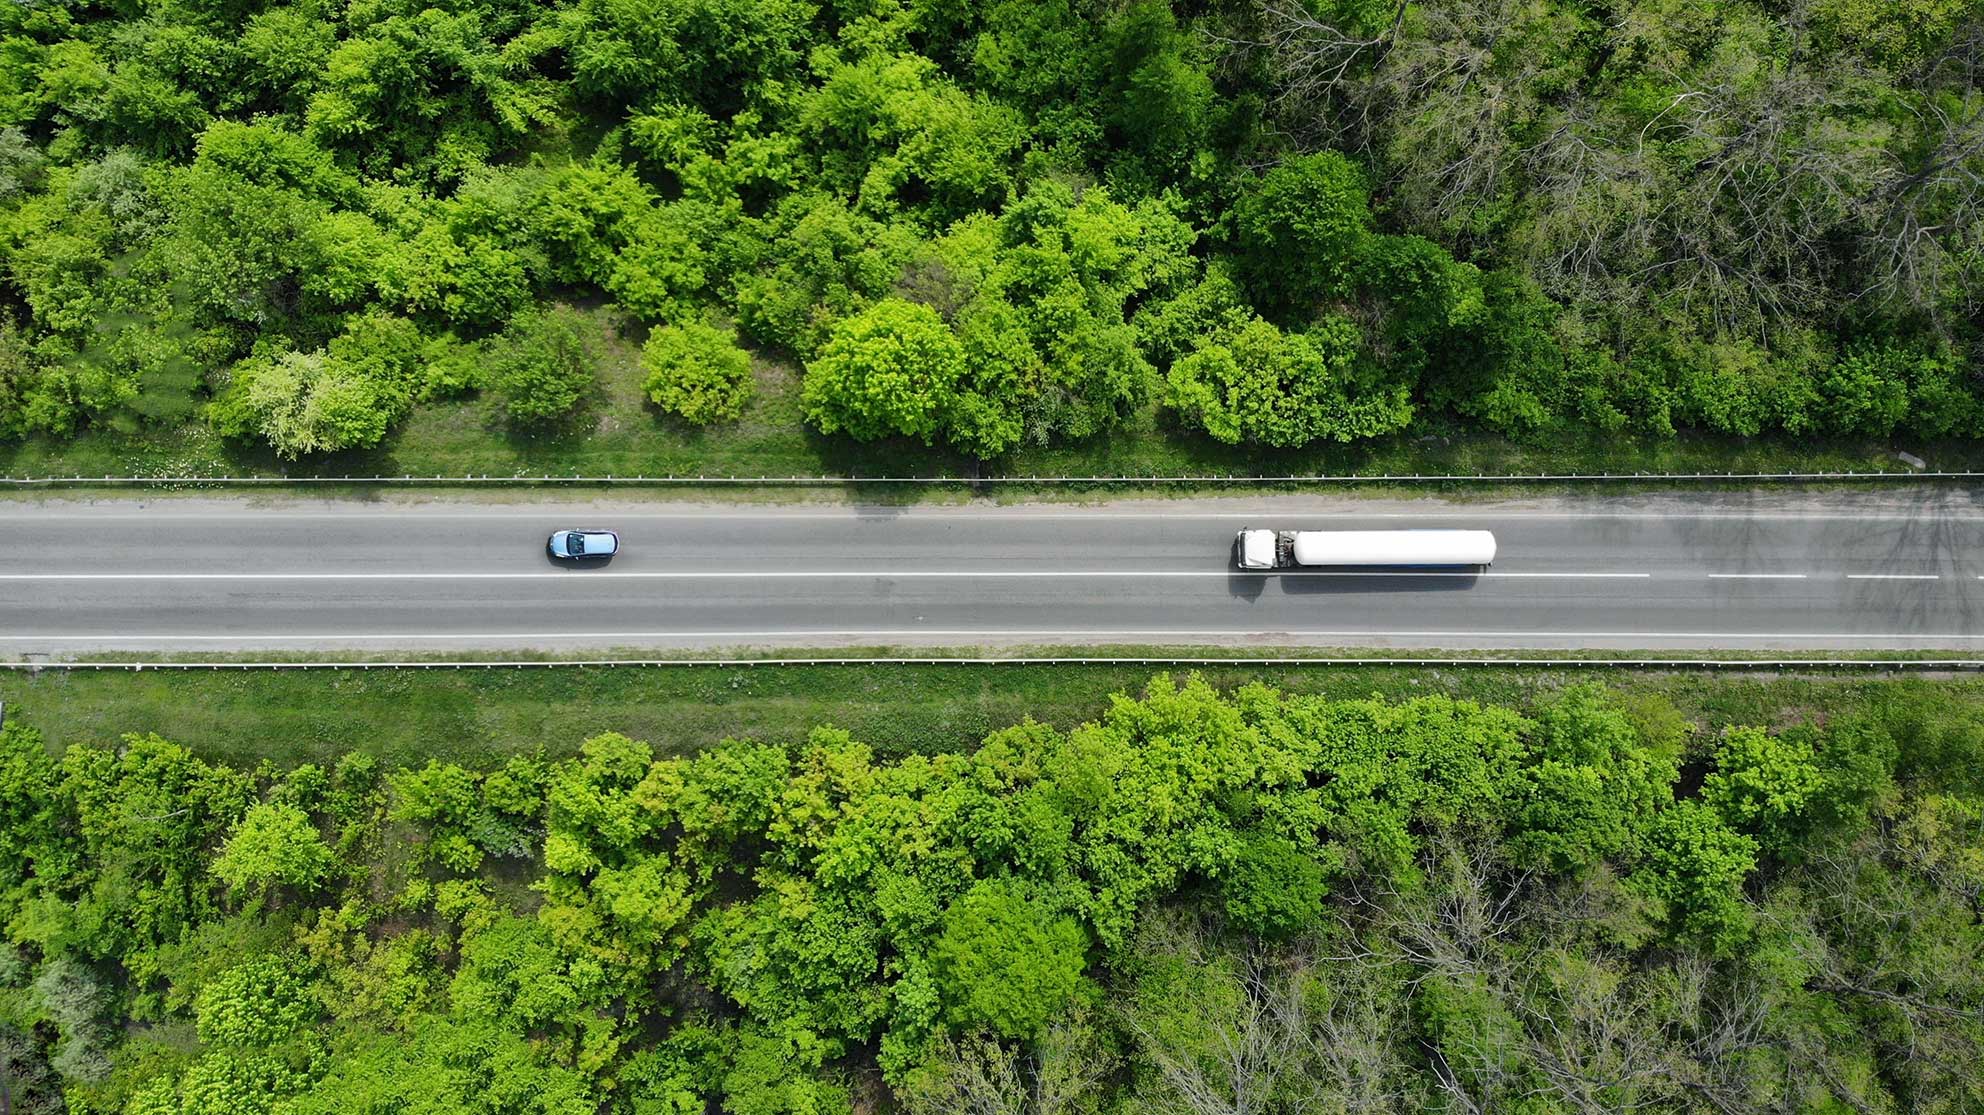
<box><xmin>13</xmin><ymin>658</ymin><xmax>1984</xmax><ymax>767</ymax></box>
<box><xmin>1</xmin><ymin>670</ymin><xmax>1981</xmax><ymax>1112</ymax></box>
<box><xmin>0</xmin><ymin>0</ymin><xmax>1980</xmax><ymax>478</ymax></box>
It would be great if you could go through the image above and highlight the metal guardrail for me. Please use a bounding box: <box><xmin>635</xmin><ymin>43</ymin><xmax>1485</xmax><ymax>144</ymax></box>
<box><xmin>3</xmin><ymin>657</ymin><xmax>1980</xmax><ymax>671</ymax></box>
<box><xmin>0</xmin><ymin>469</ymin><xmax>1980</xmax><ymax>486</ymax></box>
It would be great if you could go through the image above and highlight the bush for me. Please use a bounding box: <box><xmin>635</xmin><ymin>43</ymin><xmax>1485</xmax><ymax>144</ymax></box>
<box><xmin>801</xmin><ymin>298</ymin><xmax>964</xmax><ymax>444</ymax></box>
<box><xmin>212</xmin><ymin>351</ymin><xmax>394</xmax><ymax>459</ymax></box>
<box><xmin>492</xmin><ymin>307</ymin><xmax>597</xmax><ymax>428</ymax></box>
<box><xmin>418</xmin><ymin>333</ymin><xmax>483</xmax><ymax>401</ymax></box>
<box><xmin>1823</xmin><ymin>341</ymin><xmax>1979</xmax><ymax>439</ymax></box>
<box><xmin>932</xmin><ymin>879</ymin><xmax>1089</xmax><ymax>1039</ymax></box>
<box><xmin>213</xmin><ymin>802</ymin><xmax>334</xmax><ymax>894</ymax></box>
<box><xmin>1232</xmin><ymin>151</ymin><xmax>1372</xmax><ymax>311</ymax></box>
<box><xmin>1218</xmin><ymin>831</ymin><xmax>1332</xmax><ymax>937</ymax></box>
<box><xmin>0</xmin><ymin>318</ymin><xmax>38</xmax><ymax>441</ymax></box>
<box><xmin>327</xmin><ymin>311</ymin><xmax>423</xmax><ymax>400</ymax></box>
<box><xmin>206</xmin><ymin>313</ymin><xmax>431</xmax><ymax>457</ymax></box>
<box><xmin>1165</xmin><ymin>316</ymin><xmax>1412</xmax><ymax>447</ymax></box>
<box><xmin>642</xmin><ymin>321</ymin><xmax>755</xmax><ymax>425</ymax></box>
<box><xmin>1821</xmin><ymin>345</ymin><xmax>1913</xmax><ymax>436</ymax></box>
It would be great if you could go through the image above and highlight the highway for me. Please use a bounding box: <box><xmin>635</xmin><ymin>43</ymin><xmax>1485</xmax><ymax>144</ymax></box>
<box><xmin>5</xmin><ymin>491</ymin><xmax>1984</xmax><ymax>651</ymax></box>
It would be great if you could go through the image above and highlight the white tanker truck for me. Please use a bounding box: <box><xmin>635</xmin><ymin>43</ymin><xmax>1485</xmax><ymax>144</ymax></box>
<box><xmin>1234</xmin><ymin>528</ymin><xmax>1497</xmax><ymax>570</ymax></box>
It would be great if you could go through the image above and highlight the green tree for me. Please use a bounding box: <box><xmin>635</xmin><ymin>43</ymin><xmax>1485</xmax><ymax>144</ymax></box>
<box><xmin>1165</xmin><ymin>316</ymin><xmax>1411</xmax><ymax>447</ymax></box>
<box><xmin>607</xmin><ymin>207</ymin><xmax>709</xmax><ymax>324</ymax></box>
<box><xmin>1510</xmin><ymin>684</ymin><xmax>1680</xmax><ymax>872</ymax></box>
<box><xmin>212</xmin><ymin>802</ymin><xmax>334</xmax><ymax>895</ymax></box>
<box><xmin>1232</xmin><ymin>152</ymin><xmax>1372</xmax><ymax>312</ymax></box>
<box><xmin>732</xmin><ymin>192</ymin><xmax>916</xmax><ymax>359</ymax></box>
<box><xmin>642</xmin><ymin>320</ymin><xmax>755</xmax><ymax>425</ymax></box>
<box><xmin>801</xmin><ymin>298</ymin><xmax>963</xmax><ymax>445</ymax></box>
<box><xmin>801</xmin><ymin>53</ymin><xmax>1026</xmax><ymax>222</ymax></box>
<box><xmin>194</xmin><ymin>955</ymin><xmax>322</xmax><ymax>1051</ymax></box>
<box><xmin>1635</xmin><ymin>801</ymin><xmax>1759</xmax><ymax>952</ymax></box>
<box><xmin>0</xmin><ymin>722</ymin><xmax>65</xmax><ymax>914</ymax></box>
<box><xmin>27</xmin><ymin>734</ymin><xmax>251</xmax><ymax>986</ymax></box>
<box><xmin>1702</xmin><ymin>726</ymin><xmax>1826</xmax><ymax>854</ymax></box>
<box><xmin>932</xmin><ymin>879</ymin><xmax>1089</xmax><ymax>1039</ymax></box>
<box><xmin>1218</xmin><ymin>830</ymin><xmax>1332</xmax><ymax>938</ymax></box>
<box><xmin>1100</xmin><ymin>0</ymin><xmax>1215</xmax><ymax>172</ymax></box>
<box><xmin>212</xmin><ymin>350</ymin><xmax>393</xmax><ymax>459</ymax></box>
<box><xmin>492</xmin><ymin>307</ymin><xmax>596</xmax><ymax>428</ymax></box>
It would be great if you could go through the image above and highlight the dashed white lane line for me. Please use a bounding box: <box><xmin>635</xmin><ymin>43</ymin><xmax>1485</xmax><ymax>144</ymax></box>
<box><xmin>1709</xmin><ymin>573</ymin><xmax>1810</xmax><ymax>579</ymax></box>
<box><xmin>1480</xmin><ymin>572</ymin><xmax>1651</xmax><ymax>579</ymax></box>
<box><xmin>1847</xmin><ymin>573</ymin><xmax>1942</xmax><ymax>580</ymax></box>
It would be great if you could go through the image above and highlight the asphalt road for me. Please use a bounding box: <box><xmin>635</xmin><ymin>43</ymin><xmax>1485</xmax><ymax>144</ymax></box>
<box><xmin>7</xmin><ymin>491</ymin><xmax>1984</xmax><ymax>651</ymax></box>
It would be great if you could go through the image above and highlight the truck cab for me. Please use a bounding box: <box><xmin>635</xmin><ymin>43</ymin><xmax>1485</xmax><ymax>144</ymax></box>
<box><xmin>1235</xmin><ymin>528</ymin><xmax>1285</xmax><ymax>570</ymax></box>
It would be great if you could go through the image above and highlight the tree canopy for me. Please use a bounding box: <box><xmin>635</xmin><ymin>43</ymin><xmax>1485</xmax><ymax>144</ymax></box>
<box><xmin>0</xmin><ymin>0</ymin><xmax>1975</xmax><ymax>462</ymax></box>
<box><xmin>1</xmin><ymin>676</ymin><xmax>1980</xmax><ymax>1112</ymax></box>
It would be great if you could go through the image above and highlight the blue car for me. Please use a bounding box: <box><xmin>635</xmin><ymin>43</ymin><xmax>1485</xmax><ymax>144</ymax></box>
<box><xmin>547</xmin><ymin>530</ymin><xmax>620</xmax><ymax>559</ymax></box>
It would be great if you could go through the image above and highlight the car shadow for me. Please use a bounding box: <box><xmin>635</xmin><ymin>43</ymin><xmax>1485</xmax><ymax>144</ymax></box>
<box><xmin>544</xmin><ymin>551</ymin><xmax>616</xmax><ymax>570</ymax></box>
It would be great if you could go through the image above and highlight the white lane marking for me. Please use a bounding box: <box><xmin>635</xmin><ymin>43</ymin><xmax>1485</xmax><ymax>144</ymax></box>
<box><xmin>1847</xmin><ymin>573</ymin><xmax>1941</xmax><ymax>580</ymax></box>
<box><xmin>1479</xmin><ymin>572</ymin><xmax>1651</xmax><ymax>579</ymax></box>
<box><xmin>1708</xmin><ymin>573</ymin><xmax>1810</xmax><ymax>579</ymax></box>
<box><xmin>4</xmin><ymin>629</ymin><xmax>1984</xmax><ymax>641</ymax></box>
<box><xmin>0</xmin><ymin>570</ymin><xmax>1647</xmax><ymax>580</ymax></box>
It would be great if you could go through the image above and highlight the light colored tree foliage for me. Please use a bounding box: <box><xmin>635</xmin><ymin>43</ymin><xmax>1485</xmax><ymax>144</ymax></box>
<box><xmin>642</xmin><ymin>321</ymin><xmax>755</xmax><ymax>426</ymax></box>
<box><xmin>212</xmin><ymin>803</ymin><xmax>334</xmax><ymax>894</ymax></box>
<box><xmin>803</xmin><ymin>298</ymin><xmax>965</xmax><ymax>444</ymax></box>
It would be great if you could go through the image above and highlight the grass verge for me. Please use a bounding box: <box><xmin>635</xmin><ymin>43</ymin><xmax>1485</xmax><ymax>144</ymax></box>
<box><xmin>0</xmin><ymin>306</ymin><xmax>1971</xmax><ymax>489</ymax></box>
<box><xmin>5</xmin><ymin>651</ymin><xmax>1982</xmax><ymax>769</ymax></box>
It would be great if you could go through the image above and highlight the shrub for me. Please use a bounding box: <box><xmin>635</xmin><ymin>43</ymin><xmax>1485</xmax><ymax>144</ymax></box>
<box><xmin>213</xmin><ymin>350</ymin><xmax>393</xmax><ymax>459</ymax></box>
<box><xmin>642</xmin><ymin>321</ymin><xmax>754</xmax><ymax>425</ymax></box>
<box><xmin>492</xmin><ymin>307</ymin><xmax>597</xmax><ymax>428</ymax></box>
<box><xmin>932</xmin><ymin>879</ymin><xmax>1089</xmax><ymax>1039</ymax></box>
<box><xmin>1165</xmin><ymin>315</ymin><xmax>1411</xmax><ymax>447</ymax></box>
<box><xmin>213</xmin><ymin>802</ymin><xmax>334</xmax><ymax>893</ymax></box>
<box><xmin>1232</xmin><ymin>151</ymin><xmax>1372</xmax><ymax>310</ymax></box>
<box><xmin>1821</xmin><ymin>345</ymin><xmax>1913</xmax><ymax>436</ymax></box>
<box><xmin>801</xmin><ymin>298</ymin><xmax>963</xmax><ymax>444</ymax></box>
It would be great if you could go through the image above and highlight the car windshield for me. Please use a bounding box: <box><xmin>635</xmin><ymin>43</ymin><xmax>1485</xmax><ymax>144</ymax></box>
<box><xmin>569</xmin><ymin>534</ymin><xmax>586</xmax><ymax>554</ymax></box>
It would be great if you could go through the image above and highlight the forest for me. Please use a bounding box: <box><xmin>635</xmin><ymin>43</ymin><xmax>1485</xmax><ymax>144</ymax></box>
<box><xmin>0</xmin><ymin>0</ymin><xmax>1981</xmax><ymax>467</ymax></box>
<box><xmin>0</xmin><ymin>674</ymin><xmax>1979</xmax><ymax>1113</ymax></box>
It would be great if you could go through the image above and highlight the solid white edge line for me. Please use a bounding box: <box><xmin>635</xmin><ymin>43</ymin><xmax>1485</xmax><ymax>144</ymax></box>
<box><xmin>11</xmin><ymin>654</ymin><xmax>1984</xmax><ymax>662</ymax></box>
<box><xmin>5</xmin><ymin>629</ymin><xmax>1984</xmax><ymax>641</ymax></box>
<box><xmin>0</xmin><ymin>570</ymin><xmax>1650</xmax><ymax>580</ymax></box>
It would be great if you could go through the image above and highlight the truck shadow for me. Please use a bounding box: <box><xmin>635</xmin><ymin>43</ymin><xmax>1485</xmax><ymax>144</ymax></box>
<box><xmin>1226</xmin><ymin>568</ymin><xmax>1483</xmax><ymax>601</ymax></box>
